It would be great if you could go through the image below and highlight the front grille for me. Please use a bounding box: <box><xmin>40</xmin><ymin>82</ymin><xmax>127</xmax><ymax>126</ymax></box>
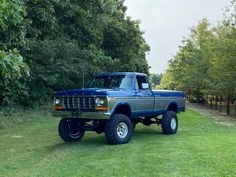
<box><xmin>62</xmin><ymin>97</ymin><xmax>95</xmax><ymax>110</ymax></box>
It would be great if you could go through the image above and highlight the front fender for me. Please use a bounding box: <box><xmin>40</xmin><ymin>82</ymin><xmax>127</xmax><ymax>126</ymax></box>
<box><xmin>110</xmin><ymin>101</ymin><xmax>132</xmax><ymax>115</ymax></box>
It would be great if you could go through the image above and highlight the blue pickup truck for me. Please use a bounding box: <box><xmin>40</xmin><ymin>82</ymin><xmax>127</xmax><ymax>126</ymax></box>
<box><xmin>53</xmin><ymin>72</ymin><xmax>185</xmax><ymax>144</ymax></box>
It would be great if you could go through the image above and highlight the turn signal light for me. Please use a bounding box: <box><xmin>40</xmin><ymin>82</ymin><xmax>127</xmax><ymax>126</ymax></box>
<box><xmin>55</xmin><ymin>105</ymin><xmax>64</xmax><ymax>110</ymax></box>
<box><xmin>96</xmin><ymin>107</ymin><xmax>109</xmax><ymax>111</ymax></box>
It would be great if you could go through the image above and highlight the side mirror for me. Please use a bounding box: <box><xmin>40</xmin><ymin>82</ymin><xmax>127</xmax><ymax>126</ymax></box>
<box><xmin>141</xmin><ymin>83</ymin><xmax>149</xmax><ymax>90</ymax></box>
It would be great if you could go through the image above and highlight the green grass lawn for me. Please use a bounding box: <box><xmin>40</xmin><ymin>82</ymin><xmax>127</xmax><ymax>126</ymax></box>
<box><xmin>0</xmin><ymin>109</ymin><xmax>236</xmax><ymax>177</ymax></box>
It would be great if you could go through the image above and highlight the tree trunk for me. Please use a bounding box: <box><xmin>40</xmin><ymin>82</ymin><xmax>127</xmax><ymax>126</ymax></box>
<box><xmin>219</xmin><ymin>97</ymin><xmax>222</xmax><ymax>112</ymax></box>
<box><xmin>215</xmin><ymin>96</ymin><xmax>218</xmax><ymax>110</ymax></box>
<box><xmin>210</xmin><ymin>99</ymin><xmax>213</xmax><ymax>109</ymax></box>
<box><xmin>203</xmin><ymin>96</ymin><xmax>205</xmax><ymax>106</ymax></box>
<box><xmin>226</xmin><ymin>96</ymin><xmax>230</xmax><ymax>115</ymax></box>
<box><xmin>196</xmin><ymin>94</ymin><xmax>200</xmax><ymax>105</ymax></box>
<box><xmin>206</xmin><ymin>95</ymin><xmax>208</xmax><ymax>108</ymax></box>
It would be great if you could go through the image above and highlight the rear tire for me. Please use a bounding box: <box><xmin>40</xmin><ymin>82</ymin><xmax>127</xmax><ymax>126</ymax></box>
<box><xmin>58</xmin><ymin>118</ymin><xmax>85</xmax><ymax>142</ymax></box>
<box><xmin>105</xmin><ymin>114</ymin><xmax>132</xmax><ymax>145</ymax></box>
<box><xmin>161</xmin><ymin>111</ymin><xmax>178</xmax><ymax>135</ymax></box>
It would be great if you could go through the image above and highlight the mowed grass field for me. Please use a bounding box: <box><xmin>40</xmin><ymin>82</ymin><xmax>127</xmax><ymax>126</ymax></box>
<box><xmin>0</xmin><ymin>109</ymin><xmax>236</xmax><ymax>177</ymax></box>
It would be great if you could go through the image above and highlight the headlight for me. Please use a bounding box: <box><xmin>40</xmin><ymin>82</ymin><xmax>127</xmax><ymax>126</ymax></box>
<box><xmin>95</xmin><ymin>97</ymin><xmax>108</xmax><ymax>111</ymax></box>
<box><xmin>54</xmin><ymin>98</ymin><xmax>62</xmax><ymax>106</ymax></box>
<box><xmin>54</xmin><ymin>98</ymin><xmax>64</xmax><ymax>110</ymax></box>
<box><xmin>95</xmin><ymin>97</ymin><xmax>107</xmax><ymax>106</ymax></box>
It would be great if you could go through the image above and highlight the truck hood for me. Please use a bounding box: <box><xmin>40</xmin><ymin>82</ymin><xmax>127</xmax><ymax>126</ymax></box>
<box><xmin>55</xmin><ymin>88</ymin><xmax>121</xmax><ymax>97</ymax></box>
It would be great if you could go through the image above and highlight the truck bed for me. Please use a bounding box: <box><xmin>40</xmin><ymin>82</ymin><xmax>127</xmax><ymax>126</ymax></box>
<box><xmin>152</xmin><ymin>90</ymin><xmax>185</xmax><ymax>116</ymax></box>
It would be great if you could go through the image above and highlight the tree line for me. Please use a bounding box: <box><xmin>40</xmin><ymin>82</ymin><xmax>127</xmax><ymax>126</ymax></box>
<box><xmin>161</xmin><ymin>1</ymin><xmax>236</xmax><ymax>115</ymax></box>
<box><xmin>0</xmin><ymin>0</ymin><xmax>150</xmax><ymax>106</ymax></box>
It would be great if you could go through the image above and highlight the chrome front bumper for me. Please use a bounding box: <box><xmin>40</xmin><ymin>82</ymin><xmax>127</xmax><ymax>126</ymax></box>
<box><xmin>52</xmin><ymin>111</ymin><xmax>111</xmax><ymax>120</ymax></box>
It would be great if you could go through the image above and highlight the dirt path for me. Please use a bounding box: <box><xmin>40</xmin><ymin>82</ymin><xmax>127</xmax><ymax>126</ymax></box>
<box><xmin>187</xmin><ymin>102</ymin><xmax>236</xmax><ymax>126</ymax></box>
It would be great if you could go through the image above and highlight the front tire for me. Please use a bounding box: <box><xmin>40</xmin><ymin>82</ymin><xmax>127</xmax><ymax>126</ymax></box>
<box><xmin>105</xmin><ymin>114</ymin><xmax>132</xmax><ymax>145</ymax></box>
<box><xmin>161</xmin><ymin>111</ymin><xmax>178</xmax><ymax>135</ymax></box>
<box><xmin>58</xmin><ymin>118</ymin><xmax>85</xmax><ymax>142</ymax></box>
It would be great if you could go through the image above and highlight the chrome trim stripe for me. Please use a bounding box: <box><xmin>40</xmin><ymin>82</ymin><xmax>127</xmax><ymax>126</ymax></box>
<box><xmin>114</xmin><ymin>97</ymin><xmax>153</xmax><ymax>99</ymax></box>
<box><xmin>52</xmin><ymin>111</ymin><xmax>111</xmax><ymax>119</ymax></box>
<box><xmin>114</xmin><ymin>96</ymin><xmax>183</xmax><ymax>99</ymax></box>
<box><xmin>114</xmin><ymin>97</ymin><xmax>154</xmax><ymax>100</ymax></box>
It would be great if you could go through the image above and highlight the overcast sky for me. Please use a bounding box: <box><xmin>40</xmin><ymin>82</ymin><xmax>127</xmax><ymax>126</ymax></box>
<box><xmin>124</xmin><ymin>0</ymin><xmax>230</xmax><ymax>73</ymax></box>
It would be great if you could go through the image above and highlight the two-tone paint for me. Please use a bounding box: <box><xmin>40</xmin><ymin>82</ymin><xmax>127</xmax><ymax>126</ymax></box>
<box><xmin>107</xmin><ymin>89</ymin><xmax>185</xmax><ymax>118</ymax></box>
<box><xmin>53</xmin><ymin>72</ymin><xmax>185</xmax><ymax>120</ymax></box>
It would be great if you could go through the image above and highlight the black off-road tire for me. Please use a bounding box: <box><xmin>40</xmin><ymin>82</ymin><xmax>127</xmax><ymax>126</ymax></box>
<box><xmin>161</xmin><ymin>111</ymin><xmax>178</xmax><ymax>135</ymax></box>
<box><xmin>58</xmin><ymin>118</ymin><xmax>85</xmax><ymax>142</ymax></box>
<box><xmin>105</xmin><ymin>114</ymin><xmax>132</xmax><ymax>145</ymax></box>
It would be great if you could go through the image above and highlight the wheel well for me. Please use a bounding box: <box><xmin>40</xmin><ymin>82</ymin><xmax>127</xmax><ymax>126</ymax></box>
<box><xmin>113</xmin><ymin>104</ymin><xmax>131</xmax><ymax>118</ymax></box>
<box><xmin>167</xmin><ymin>103</ymin><xmax>178</xmax><ymax>113</ymax></box>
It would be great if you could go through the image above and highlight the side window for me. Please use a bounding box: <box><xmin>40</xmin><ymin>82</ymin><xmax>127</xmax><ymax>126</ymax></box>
<box><xmin>136</xmin><ymin>76</ymin><xmax>147</xmax><ymax>90</ymax></box>
<box><xmin>119</xmin><ymin>75</ymin><xmax>134</xmax><ymax>89</ymax></box>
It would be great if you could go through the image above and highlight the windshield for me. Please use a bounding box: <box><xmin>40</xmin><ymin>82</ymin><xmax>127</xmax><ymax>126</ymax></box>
<box><xmin>91</xmin><ymin>75</ymin><xmax>134</xmax><ymax>89</ymax></box>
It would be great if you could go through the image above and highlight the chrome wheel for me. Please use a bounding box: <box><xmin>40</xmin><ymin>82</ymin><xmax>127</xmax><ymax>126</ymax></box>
<box><xmin>117</xmin><ymin>122</ymin><xmax>128</xmax><ymax>139</ymax></box>
<box><xmin>68</xmin><ymin>120</ymin><xmax>83</xmax><ymax>138</ymax></box>
<box><xmin>170</xmin><ymin>117</ymin><xmax>177</xmax><ymax>130</ymax></box>
<box><xmin>105</xmin><ymin>114</ymin><xmax>132</xmax><ymax>144</ymax></box>
<box><xmin>58</xmin><ymin>118</ymin><xmax>85</xmax><ymax>142</ymax></box>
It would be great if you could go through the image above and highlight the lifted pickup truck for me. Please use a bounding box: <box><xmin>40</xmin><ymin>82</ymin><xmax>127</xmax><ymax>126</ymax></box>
<box><xmin>53</xmin><ymin>72</ymin><xmax>185</xmax><ymax>144</ymax></box>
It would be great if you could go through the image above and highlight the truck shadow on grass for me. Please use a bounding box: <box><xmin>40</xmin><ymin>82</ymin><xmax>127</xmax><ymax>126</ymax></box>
<box><xmin>47</xmin><ymin>128</ymin><xmax>165</xmax><ymax>151</ymax></box>
<box><xmin>49</xmin><ymin>135</ymin><xmax>108</xmax><ymax>149</ymax></box>
<box><xmin>134</xmin><ymin>128</ymin><xmax>162</xmax><ymax>135</ymax></box>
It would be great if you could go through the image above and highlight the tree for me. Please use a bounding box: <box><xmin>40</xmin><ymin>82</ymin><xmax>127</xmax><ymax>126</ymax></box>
<box><xmin>0</xmin><ymin>50</ymin><xmax>29</xmax><ymax>105</ymax></box>
<box><xmin>0</xmin><ymin>0</ymin><xmax>28</xmax><ymax>50</ymax></box>
<box><xmin>0</xmin><ymin>0</ymin><xmax>150</xmax><ymax>106</ymax></box>
<box><xmin>150</xmin><ymin>73</ymin><xmax>163</xmax><ymax>88</ymax></box>
<box><xmin>0</xmin><ymin>0</ymin><xmax>30</xmax><ymax>106</ymax></box>
<box><xmin>21</xmin><ymin>0</ymin><xmax>150</xmax><ymax>102</ymax></box>
<box><xmin>161</xmin><ymin>19</ymin><xmax>214</xmax><ymax>103</ymax></box>
<box><xmin>162</xmin><ymin>1</ymin><xmax>236</xmax><ymax>114</ymax></box>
